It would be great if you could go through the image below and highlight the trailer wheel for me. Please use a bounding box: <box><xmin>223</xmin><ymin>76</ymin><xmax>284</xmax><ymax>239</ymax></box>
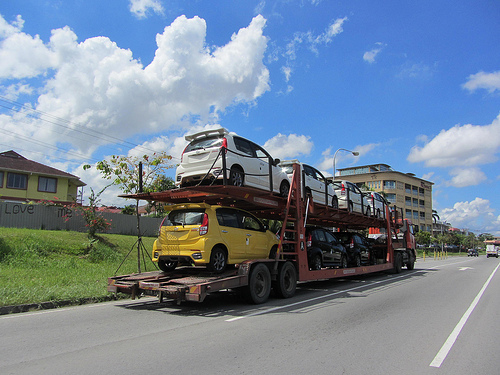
<box><xmin>273</xmin><ymin>261</ymin><xmax>297</xmax><ymax>299</ymax></box>
<box><xmin>394</xmin><ymin>252</ymin><xmax>403</xmax><ymax>273</ymax></box>
<box><xmin>246</xmin><ymin>264</ymin><xmax>271</xmax><ymax>304</ymax></box>
<box><xmin>158</xmin><ymin>259</ymin><xmax>178</xmax><ymax>272</ymax></box>
<box><xmin>207</xmin><ymin>246</ymin><xmax>227</xmax><ymax>273</ymax></box>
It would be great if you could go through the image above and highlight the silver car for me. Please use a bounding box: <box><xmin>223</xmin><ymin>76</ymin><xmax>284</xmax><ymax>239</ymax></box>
<box><xmin>176</xmin><ymin>128</ymin><xmax>291</xmax><ymax>197</ymax></box>
<box><xmin>280</xmin><ymin>160</ymin><xmax>338</xmax><ymax>208</ymax></box>
<box><xmin>363</xmin><ymin>191</ymin><xmax>388</xmax><ymax>218</ymax></box>
<box><xmin>331</xmin><ymin>180</ymin><xmax>370</xmax><ymax>215</ymax></box>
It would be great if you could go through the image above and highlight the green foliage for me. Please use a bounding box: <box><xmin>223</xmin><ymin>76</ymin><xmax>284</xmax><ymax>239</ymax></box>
<box><xmin>415</xmin><ymin>230</ymin><xmax>431</xmax><ymax>246</ymax></box>
<box><xmin>121</xmin><ymin>205</ymin><xmax>137</xmax><ymax>215</ymax></box>
<box><xmin>0</xmin><ymin>227</ymin><xmax>156</xmax><ymax>307</ymax></box>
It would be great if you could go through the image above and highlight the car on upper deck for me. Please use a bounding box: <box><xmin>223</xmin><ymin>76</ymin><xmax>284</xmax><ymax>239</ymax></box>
<box><xmin>331</xmin><ymin>180</ymin><xmax>370</xmax><ymax>215</ymax></box>
<box><xmin>280</xmin><ymin>160</ymin><xmax>338</xmax><ymax>208</ymax></box>
<box><xmin>175</xmin><ymin>128</ymin><xmax>290</xmax><ymax>197</ymax></box>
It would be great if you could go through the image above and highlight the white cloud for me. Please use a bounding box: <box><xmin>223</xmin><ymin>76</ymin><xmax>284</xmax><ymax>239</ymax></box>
<box><xmin>129</xmin><ymin>0</ymin><xmax>165</xmax><ymax>19</ymax></box>
<box><xmin>363</xmin><ymin>42</ymin><xmax>385</xmax><ymax>64</ymax></box>
<box><xmin>462</xmin><ymin>70</ymin><xmax>500</xmax><ymax>93</ymax></box>
<box><xmin>408</xmin><ymin>114</ymin><xmax>500</xmax><ymax>168</ymax></box>
<box><xmin>397</xmin><ymin>61</ymin><xmax>434</xmax><ymax>80</ymax></box>
<box><xmin>447</xmin><ymin>167</ymin><xmax>487</xmax><ymax>188</ymax></box>
<box><xmin>263</xmin><ymin>133</ymin><xmax>313</xmax><ymax>160</ymax></box>
<box><xmin>317</xmin><ymin>144</ymin><xmax>374</xmax><ymax>175</ymax></box>
<box><xmin>441</xmin><ymin>198</ymin><xmax>500</xmax><ymax>235</ymax></box>
<box><xmin>0</xmin><ymin>14</ymin><xmax>270</xmax><ymax>159</ymax></box>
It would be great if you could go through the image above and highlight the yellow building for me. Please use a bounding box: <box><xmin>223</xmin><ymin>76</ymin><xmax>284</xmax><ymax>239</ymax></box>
<box><xmin>336</xmin><ymin>163</ymin><xmax>434</xmax><ymax>232</ymax></box>
<box><xmin>0</xmin><ymin>150</ymin><xmax>85</xmax><ymax>205</ymax></box>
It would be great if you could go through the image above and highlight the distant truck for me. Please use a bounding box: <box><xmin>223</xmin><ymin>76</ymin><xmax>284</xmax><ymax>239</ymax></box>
<box><xmin>485</xmin><ymin>240</ymin><xmax>500</xmax><ymax>258</ymax></box>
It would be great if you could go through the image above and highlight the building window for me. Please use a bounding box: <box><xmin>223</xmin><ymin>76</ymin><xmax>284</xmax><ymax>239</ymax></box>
<box><xmin>405</xmin><ymin>184</ymin><xmax>412</xmax><ymax>194</ymax></box>
<box><xmin>7</xmin><ymin>172</ymin><xmax>27</xmax><ymax>189</ymax></box>
<box><xmin>413</xmin><ymin>198</ymin><xmax>419</xmax><ymax>207</ymax></box>
<box><xmin>38</xmin><ymin>176</ymin><xmax>57</xmax><ymax>193</ymax></box>
<box><xmin>420</xmin><ymin>212</ymin><xmax>426</xmax><ymax>220</ymax></box>
<box><xmin>412</xmin><ymin>186</ymin><xmax>418</xmax><ymax>195</ymax></box>
<box><xmin>405</xmin><ymin>196</ymin><xmax>412</xmax><ymax>206</ymax></box>
<box><xmin>0</xmin><ymin>171</ymin><xmax>3</xmax><ymax>187</ymax></box>
<box><xmin>386</xmin><ymin>193</ymin><xmax>396</xmax><ymax>203</ymax></box>
<box><xmin>384</xmin><ymin>180</ymin><xmax>396</xmax><ymax>189</ymax></box>
<box><xmin>419</xmin><ymin>187</ymin><xmax>425</xmax><ymax>197</ymax></box>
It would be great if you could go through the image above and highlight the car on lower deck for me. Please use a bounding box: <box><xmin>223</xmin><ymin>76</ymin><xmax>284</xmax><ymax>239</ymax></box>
<box><xmin>175</xmin><ymin>127</ymin><xmax>290</xmax><ymax>197</ymax></box>
<box><xmin>152</xmin><ymin>203</ymin><xmax>279</xmax><ymax>273</ymax></box>
<box><xmin>306</xmin><ymin>226</ymin><xmax>348</xmax><ymax>270</ymax></box>
<box><xmin>332</xmin><ymin>232</ymin><xmax>376</xmax><ymax>266</ymax></box>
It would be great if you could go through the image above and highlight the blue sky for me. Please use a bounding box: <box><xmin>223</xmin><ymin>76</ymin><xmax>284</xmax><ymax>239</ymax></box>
<box><xmin>0</xmin><ymin>0</ymin><xmax>499</xmax><ymax>235</ymax></box>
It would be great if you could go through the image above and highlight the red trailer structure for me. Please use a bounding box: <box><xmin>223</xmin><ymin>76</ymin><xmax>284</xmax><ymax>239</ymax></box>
<box><xmin>108</xmin><ymin>163</ymin><xmax>415</xmax><ymax>304</ymax></box>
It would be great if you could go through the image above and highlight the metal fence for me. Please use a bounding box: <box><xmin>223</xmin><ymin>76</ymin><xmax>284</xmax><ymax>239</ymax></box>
<box><xmin>0</xmin><ymin>202</ymin><xmax>163</xmax><ymax>237</ymax></box>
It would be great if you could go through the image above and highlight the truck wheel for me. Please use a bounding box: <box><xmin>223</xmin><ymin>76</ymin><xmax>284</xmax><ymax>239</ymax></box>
<box><xmin>407</xmin><ymin>254</ymin><xmax>415</xmax><ymax>270</ymax></box>
<box><xmin>394</xmin><ymin>252</ymin><xmax>403</xmax><ymax>273</ymax></box>
<box><xmin>207</xmin><ymin>246</ymin><xmax>227</xmax><ymax>273</ymax></box>
<box><xmin>158</xmin><ymin>259</ymin><xmax>178</xmax><ymax>272</ymax></box>
<box><xmin>273</xmin><ymin>261</ymin><xmax>297</xmax><ymax>299</ymax></box>
<box><xmin>280</xmin><ymin>180</ymin><xmax>290</xmax><ymax>198</ymax></box>
<box><xmin>246</xmin><ymin>263</ymin><xmax>271</xmax><ymax>304</ymax></box>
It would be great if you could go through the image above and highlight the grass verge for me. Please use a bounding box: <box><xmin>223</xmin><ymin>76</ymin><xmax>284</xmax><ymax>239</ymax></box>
<box><xmin>0</xmin><ymin>227</ymin><xmax>156</xmax><ymax>307</ymax></box>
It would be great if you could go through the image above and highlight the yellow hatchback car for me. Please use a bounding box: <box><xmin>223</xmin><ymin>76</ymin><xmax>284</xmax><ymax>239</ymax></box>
<box><xmin>152</xmin><ymin>203</ymin><xmax>279</xmax><ymax>273</ymax></box>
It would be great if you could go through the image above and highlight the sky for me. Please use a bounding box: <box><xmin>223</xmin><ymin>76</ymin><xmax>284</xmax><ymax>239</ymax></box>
<box><xmin>0</xmin><ymin>0</ymin><xmax>499</xmax><ymax>235</ymax></box>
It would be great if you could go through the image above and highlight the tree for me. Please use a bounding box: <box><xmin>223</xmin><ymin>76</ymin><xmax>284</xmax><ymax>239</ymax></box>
<box><xmin>84</xmin><ymin>152</ymin><xmax>175</xmax><ymax>272</ymax></box>
<box><xmin>415</xmin><ymin>231</ymin><xmax>431</xmax><ymax>247</ymax></box>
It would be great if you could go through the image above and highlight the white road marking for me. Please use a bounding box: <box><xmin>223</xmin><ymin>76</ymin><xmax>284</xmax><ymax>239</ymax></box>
<box><xmin>459</xmin><ymin>267</ymin><xmax>473</xmax><ymax>271</ymax></box>
<box><xmin>430</xmin><ymin>262</ymin><xmax>500</xmax><ymax>368</ymax></box>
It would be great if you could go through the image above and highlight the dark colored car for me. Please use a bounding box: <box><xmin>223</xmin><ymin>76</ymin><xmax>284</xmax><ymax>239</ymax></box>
<box><xmin>467</xmin><ymin>249</ymin><xmax>479</xmax><ymax>257</ymax></box>
<box><xmin>306</xmin><ymin>226</ymin><xmax>348</xmax><ymax>270</ymax></box>
<box><xmin>333</xmin><ymin>232</ymin><xmax>376</xmax><ymax>267</ymax></box>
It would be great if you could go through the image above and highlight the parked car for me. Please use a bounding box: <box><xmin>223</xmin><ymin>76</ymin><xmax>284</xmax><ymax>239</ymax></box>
<box><xmin>305</xmin><ymin>226</ymin><xmax>348</xmax><ymax>270</ymax></box>
<box><xmin>333</xmin><ymin>232</ymin><xmax>376</xmax><ymax>266</ymax></box>
<box><xmin>152</xmin><ymin>203</ymin><xmax>279</xmax><ymax>273</ymax></box>
<box><xmin>363</xmin><ymin>191</ymin><xmax>388</xmax><ymax>218</ymax></box>
<box><xmin>331</xmin><ymin>180</ymin><xmax>370</xmax><ymax>215</ymax></box>
<box><xmin>280</xmin><ymin>160</ymin><xmax>338</xmax><ymax>208</ymax></box>
<box><xmin>176</xmin><ymin>128</ymin><xmax>290</xmax><ymax>197</ymax></box>
<box><xmin>467</xmin><ymin>249</ymin><xmax>479</xmax><ymax>257</ymax></box>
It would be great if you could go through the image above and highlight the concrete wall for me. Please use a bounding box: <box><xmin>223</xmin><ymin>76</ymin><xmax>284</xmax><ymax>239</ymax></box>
<box><xmin>0</xmin><ymin>202</ymin><xmax>162</xmax><ymax>237</ymax></box>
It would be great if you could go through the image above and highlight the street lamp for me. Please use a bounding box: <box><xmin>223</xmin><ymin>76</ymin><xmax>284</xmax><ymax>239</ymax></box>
<box><xmin>332</xmin><ymin>148</ymin><xmax>359</xmax><ymax>180</ymax></box>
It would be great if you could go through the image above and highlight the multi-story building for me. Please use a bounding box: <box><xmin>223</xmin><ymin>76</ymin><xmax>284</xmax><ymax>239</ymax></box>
<box><xmin>0</xmin><ymin>150</ymin><xmax>85</xmax><ymax>204</ymax></box>
<box><xmin>335</xmin><ymin>163</ymin><xmax>434</xmax><ymax>232</ymax></box>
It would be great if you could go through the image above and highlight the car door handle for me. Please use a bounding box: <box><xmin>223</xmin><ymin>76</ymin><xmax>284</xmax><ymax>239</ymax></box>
<box><xmin>221</xmin><ymin>230</ymin><xmax>228</xmax><ymax>233</ymax></box>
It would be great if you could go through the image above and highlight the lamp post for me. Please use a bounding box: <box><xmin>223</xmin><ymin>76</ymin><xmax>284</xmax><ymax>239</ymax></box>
<box><xmin>332</xmin><ymin>148</ymin><xmax>359</xmax><ymax>180</ymax></box>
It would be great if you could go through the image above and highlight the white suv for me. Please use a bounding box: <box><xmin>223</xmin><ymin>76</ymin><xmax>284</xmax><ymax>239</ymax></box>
<box><xmin>280</xmin><ymin>160</ymin><xmax>338</xmax><ymax>208</ymax></box>
<box><xmin>363</xmin><ymin>191</ymin><xmax>388</xmax><ymax>218</ymax></box>
<box><xmin>176</xmin><ymin>128</ymin><xmax>290</xmax><ymax>197</ymax></box>
<box><xmin>331</xmin><ymin>180</ymin><xmax>370</xmax><ymax>215</ymax></box>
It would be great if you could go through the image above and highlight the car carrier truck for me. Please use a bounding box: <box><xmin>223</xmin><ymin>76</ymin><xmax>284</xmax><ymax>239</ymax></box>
<box><xmin>485</xmin><ymin>240</ymin><xmax>500</xmax><ymax>258</ymax></box>
<box><xmin>108</xmin><ymin>162</ymin><xmax>416</xmax><ymax>304</ymax></box>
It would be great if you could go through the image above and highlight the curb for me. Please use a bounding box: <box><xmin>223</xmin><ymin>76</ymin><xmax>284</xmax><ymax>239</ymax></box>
<box><xmin>0</xmin><ymin>295</ymin><xmax>120</xmax><ymax>316</ymax></box>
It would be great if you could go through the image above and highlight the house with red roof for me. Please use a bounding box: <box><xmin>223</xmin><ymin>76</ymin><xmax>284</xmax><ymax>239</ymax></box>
<box><xmin>0</xmin><ymin>150</ymin><xmax>86</xmax><ymax>205</ymax></box>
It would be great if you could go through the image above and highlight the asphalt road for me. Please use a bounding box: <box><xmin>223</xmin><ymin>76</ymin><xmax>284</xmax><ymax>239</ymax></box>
<box><xmin>1</xmin><ymin>256</ymin><xmax>499</xmax><ymax>375</ymax></box>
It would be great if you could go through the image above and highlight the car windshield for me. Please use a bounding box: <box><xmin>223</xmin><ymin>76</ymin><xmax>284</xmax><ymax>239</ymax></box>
<box><xmin>185</xmin><ymin>136</ymin><xmax>223</xmax><ymax>152</ymax></box>
<box><xmin>164</xmin><ymin>209</ymin><xmax>205</xmax><ymax>226</ymax></box>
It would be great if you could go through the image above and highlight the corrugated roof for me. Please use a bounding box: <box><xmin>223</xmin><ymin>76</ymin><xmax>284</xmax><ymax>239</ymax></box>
<box><xmin>0</xmin><ymin>150</ymin><xmax>86</xmax><ymax>186</ymax></box>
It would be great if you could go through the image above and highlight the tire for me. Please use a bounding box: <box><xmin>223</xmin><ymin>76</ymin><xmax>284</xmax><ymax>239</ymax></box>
<box><xmin>341</xmin><ymin>255</ymin><xmax>348</xmax><ymax>269</ymax></box>
<box><xmin>332</xmin><ymin>196</ymin><xmax>339</xmax><ymax>209</ymax></box>
<box><xmin>157</xmin><ymin>259</ymin><xmax>178</xmax><ymax>272</ymax></box>
<box><xmin>376</xmin><ymin>209</ymin><xmax>381</xmax><ymax>219</ymax></box>
<box><xmin>355</xmin><ymin>254</ymin><xmax>361</xmax><ymax>268</ymax></box>
<box><xmin>229</xmin><ymin>166</ymin><xmax>244</xmax><ymax>187</ymax></box>
<box><xmin>273</xmin><ymin>261</ymin><xmax>297</xmax><ymax>299</ymax></box>
<box><xmin>280</xmin><ymin>180</ymin><xmax>290</xmax><ymax>198</ymax></box>
<box><xmin>366</xmin><ymin>206</ymin><xmax>371</xmax><ymax>216</ymax></box>
<box><xmin>394</xmin><ymin>252</ymin><xmax>403</xmax><ymax>273</ymax></box>
<box><xmin>207</xmin><ymin>246</ymin><xmax>227</xmax><ymax>273</ymax></box>
<box><xmin>407</xmin><ymin>253</ymin><xmax>415</xmax><ymax>270</ymax></box>
<box><xmin>349</xmin><ymin>201</ymin><xmax>354</xmax><ymax>213</ymax></box>
<box><xmin>246</xmin><ymin>263</ymin><xmax>272</xmax><ymax>304</ymax></box>
<box><xmin>269</xmin><ymin>245</ymin><xmax>278</xmax><ymax>260</ymax></box>
<box><xmin>310</xmin><ymin>253</ymin><xmax>322</xmax><ymax>270</ymax></box>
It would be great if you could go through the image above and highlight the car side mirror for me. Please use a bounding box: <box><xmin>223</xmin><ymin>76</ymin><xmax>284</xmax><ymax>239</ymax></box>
<box><xmin>274</xmin><ymin>158</ymin><xmax>280</xmax><ymax>166</ymax></box>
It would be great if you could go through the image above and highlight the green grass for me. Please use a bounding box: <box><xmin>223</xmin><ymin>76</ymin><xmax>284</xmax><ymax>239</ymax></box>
<box><xmin>0</xmin><ymin>227</ymin><xmax>156</xmax><ymax>307</ymax></box>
